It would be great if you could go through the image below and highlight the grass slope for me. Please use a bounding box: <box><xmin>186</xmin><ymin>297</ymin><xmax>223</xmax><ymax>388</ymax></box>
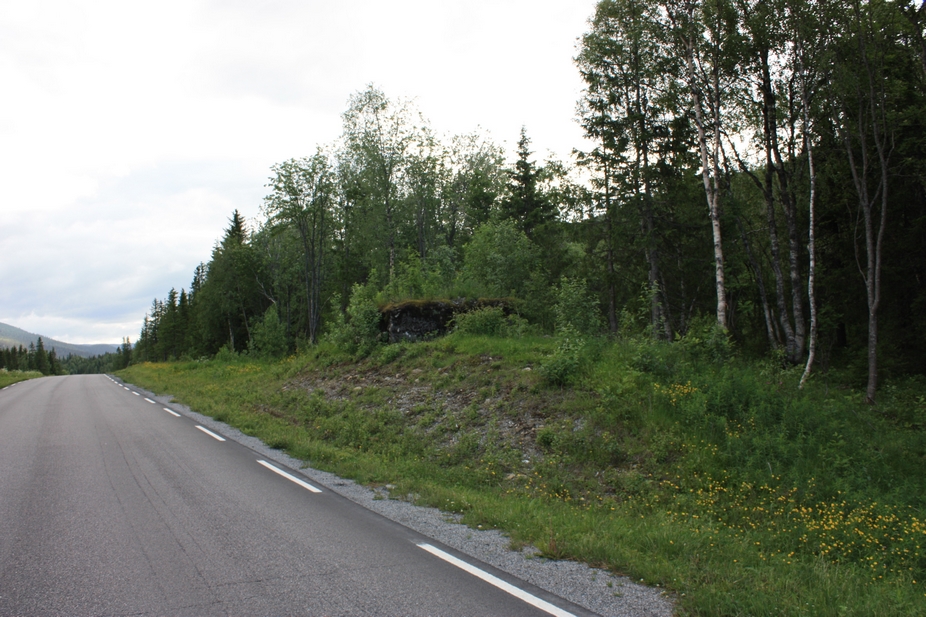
<box><xmin>0</xmin><ymin>369</ymin><xmax>44</xmax><ymax>388</ymax></box>
<box><xmin>119</xmin><ymin>333</ymin><xmax>926</xmax><ymax>616</ymax></box>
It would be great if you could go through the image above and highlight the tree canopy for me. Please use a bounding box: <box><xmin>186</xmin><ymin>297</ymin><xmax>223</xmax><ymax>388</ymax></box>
<box><xmin>133</xmin><ymin>2</ymin><xmax>926</xmax><ymax>402</ymax></box>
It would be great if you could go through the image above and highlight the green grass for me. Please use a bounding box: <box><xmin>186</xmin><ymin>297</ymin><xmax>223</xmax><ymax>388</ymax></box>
<box><xmin>118</xmin><ymin>333</ymin><xmax>926</xmax><ymax>616</ymax></box>
<box><xmin>0</xmin><ymin>369</ymin><xmax>44</xmax><ymax>388</ymax></box>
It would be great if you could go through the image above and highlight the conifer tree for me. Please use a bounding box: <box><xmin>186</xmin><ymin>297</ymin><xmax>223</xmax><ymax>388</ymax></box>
<box><xmin>501</xmin><ymin>128</ymin><xmax>555</xmax><ymax>239</ymax></box>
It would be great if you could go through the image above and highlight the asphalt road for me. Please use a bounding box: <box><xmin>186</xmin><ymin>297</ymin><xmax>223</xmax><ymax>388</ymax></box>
<box><xmin>0</xmin><ymin>375</ymin><xmax>598</xmax><ymax>616</ymax></box>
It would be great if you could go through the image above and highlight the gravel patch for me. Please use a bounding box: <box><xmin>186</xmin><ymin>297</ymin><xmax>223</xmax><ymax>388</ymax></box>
<box><xmin>120</xmin><ymin>378</ymin><xmax>676</xmax><ymax>617</ymax></box>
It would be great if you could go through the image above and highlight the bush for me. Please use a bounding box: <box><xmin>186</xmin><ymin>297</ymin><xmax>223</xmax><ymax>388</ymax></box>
<box><xmin>326</xmin><ymin>280</ymin><xmax>383</xmax><ymax>356</ymax></box>
<box><xmin>541</xmin><ymin>325</ymin><xmax>586</xmax><ymax>386</ymax></box>
<box><xmin>214</xmin><ymin>343</ymin><xmax>239</xmax><ymax>362</ymax></box>
<box><xmin>452</xmin><ymin>306</ymin><xmax>534</xmax><ymax>337</ymax></box>
<box><xmin>461</xmin><ymin>220</ymin><xmax>540</xmax><ymax>298</ymax></box>
<box><xmin>677</xmin><ymin>314</ymin><xmax>733</xmax><ymax>363</ymax></box>
<box><xmin>248</xmin><ymin>305</ymin><xmax>289</xmax><ymax>358</ymax></box>
<box><xmin>379</xmin><ymin>246</ymin><xmax>458</xmax><ymax>302</ymax></box>
<box><xmin>553</xmin><ymin>276</ymin><xmax>602</xmax><ymax>336</ymax></box>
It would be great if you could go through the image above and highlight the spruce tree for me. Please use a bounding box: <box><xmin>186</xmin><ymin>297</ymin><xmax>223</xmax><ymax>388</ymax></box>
<box><xmin>35</xmin><ymin>337</ymin><xmax>49</xmax><ymax>374</ymax></box>
<box><xmin>502</xmin><ymin>128</ymin><xmax>554</xmax><ymax>238</ymax></box>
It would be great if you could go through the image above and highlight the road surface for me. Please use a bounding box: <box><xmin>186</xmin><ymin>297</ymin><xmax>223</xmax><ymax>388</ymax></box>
<box><xmin>0</xmin><ymin>374</ymin><xmax>599</xmax><ymax>616</ymax></box>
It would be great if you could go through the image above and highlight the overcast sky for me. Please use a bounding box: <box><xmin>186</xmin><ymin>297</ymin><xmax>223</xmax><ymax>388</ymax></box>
<box><xmin>0</xmin><ymin>0</ymin><xmax>597</xmax><ymax>345</ymax></box>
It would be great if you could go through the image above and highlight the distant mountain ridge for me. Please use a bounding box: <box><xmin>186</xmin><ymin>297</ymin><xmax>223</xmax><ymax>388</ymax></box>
<box><xmin>0</xmin><ymin>322</ymin><xmax>119</xmax><ymax>358</ymax></box>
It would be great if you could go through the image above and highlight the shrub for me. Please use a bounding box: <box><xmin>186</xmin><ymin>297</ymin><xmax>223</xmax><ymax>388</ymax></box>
<box><xmin>214</xmin><ymin>343</ymin><xmax>239</xmax><ymax>362</ymax></box>
<box><xmin>553</xmin><ymin>276</ymin><xmax>602</xmax><ymax>336</ymax></box>
<box><xmin>248</xmin><ymin>305</ymin><xmax>289</xmax><ymax>358</ymax></box>
<box><xmin>326</xmin><ymin>280</ymin><xmax>383</xmax><ymax>356</ymax></box>
<box><xmin>379</xmin><ymin>246</ymin><xmax>458</xmax><ymax>303</ymax></box>
<box><xmin>461</xmin><ymin>220</ymin><xmax>540</xmax><ymax>298</ymax></box>
<box><xmin>452</xmin><ymin>306</ymin><xmax>534</xmax><ymax>337</ymax></box>
<box><xmin>677</xmin><ymin>314</ymin><xmax>733</xmax><ymax>363</ymax></box>
<box><xmin>541</xmin><ymin>325</ymin><xmax>586</xmax><ymax>386</ymax></box>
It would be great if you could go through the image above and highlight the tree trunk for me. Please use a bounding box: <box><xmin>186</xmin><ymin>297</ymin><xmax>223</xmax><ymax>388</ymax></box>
<box><xmin>737</xmin><ymin>216</ymin><xmax>778</xmax><ymax>350</ymax></box>
<box><xmin>683</xmin><ymin>24</ymin><xmax>727</xmax><ymax>329</ymax></box>
<box><xmin>760</xmin><ymin>49</ymin><xmax>805</xmax><ymax>362</ymax></box>
<box><xmin>761</xmin><ymin>163</ymin><xmax>794</xmax><ymax>353</ymax></box>
<box><xmin>387</xmin><ymin>199</ymin><xmax>396</xmax><ymax>284</ymax></box>
<box><xmin>773</xmin><ymin>152</ymin><xmax>807</xmax><ymax>362</ymax></box>
<box><xmin>799</xmin><ymin>41</ymin><xmax>818</xmax><ymax>389</ymax></box>
<box><xmin>311</xmin><ymin>208</ymin><xmax>326</xmax><ymax>345</ymax></box>
<box><xmin>604</xmin><ymin>165</ymin><xmax>618</xmax><ymax>335</ymax></box>
<box><xmin>839</xmin><ymin>3</ymin><xmax>894</xmax><ymax>404</ymax></box>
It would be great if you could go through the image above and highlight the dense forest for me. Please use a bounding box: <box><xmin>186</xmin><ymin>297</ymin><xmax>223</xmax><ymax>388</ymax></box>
<box><xmin>135</xmin><ymin>0</ymin><xmax>925</xmax><ymax>403</ymax></box>
<box><xmin>0</xmin><ymin>338</ymin><xmax>63</xmax><ymax>375</ymax></box>
<box><xmin>0</xmin><ymin>338</ymin><xmax>132</xmax><ymax>376</ymax></box>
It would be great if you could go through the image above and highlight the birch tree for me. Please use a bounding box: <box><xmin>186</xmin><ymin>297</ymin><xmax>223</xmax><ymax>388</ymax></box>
<box><xmin>340</xmin><ymin>86</ymin><xmax>422</xmax><ymax>284</ymax></box>
<box><xmin>663</xmin><ymin>0</ymin><xmax>743</xmax><ymax>330</ymax></box>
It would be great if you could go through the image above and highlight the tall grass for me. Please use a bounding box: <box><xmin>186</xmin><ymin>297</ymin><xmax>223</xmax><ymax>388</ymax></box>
<box><xmin>0</xmin><ymin>369</ymin><xmax>43</xmax><ymax>388</ymax></box>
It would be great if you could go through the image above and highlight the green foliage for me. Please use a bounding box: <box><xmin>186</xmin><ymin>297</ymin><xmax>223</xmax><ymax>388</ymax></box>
<box><xmin>553</xmin><ymin>276</ymin><xmax>602</xmax><ymax>336</ymax></box>
<box><xmin>0</xmin><ymin>339</ymin><xmax>65</xmax><ymax>376</ymax></box>
<box><xmin>0</xmin><ymin>369</ymin><xmax>44</xmax><ymax>388</ymax></box>
<box><xmin>451</xmin><ymin>306</ymin><xmax>533</xmax><ymax>338</ymax></box>
<box><xmin>214</xmin><ymin>343</ymin><xmax>239</xmax><ymax>363</ymax></box>
<box><xmin>55</xmin><ymin>337</ymin><xmax>133</xmax><ymax>375</ymax></box>
<box><xmin>249</xmin><ymin>305</ymin><xmax>289</xmax><ymax>359</ymax></box>
<box><xmin>540</xmin><ymin>325</ymin><xmax>588</xmax><ymax>387</ymax></box>
<box><xmin>676</xmin><ymin>313</ymin><xmax>734</xmax><ymax>363</ymax></box>
<box><xmin>461</xmin><ymin>220</ymin><xmax>540</xmax><ymax>298</ymax></box>
<box><xmin>378</xmin><ymin>247</ymin><xmax>458</xmax><ymax>303</ymax></box>
<box><xmin>500</xmin><ymin>128</ymin><xmax>556</xmax><ymax>238</ymax></box>
<box><xmin>518</xmin><ymin>269</ymin><xmax>556</xmax><ymax>331</ymax></box>
<box><xmin>33</xmin><ymin>337</ymin><xmax>49</xmax><ymax>374</ymax></box>
<box><xmin>539</xmin><ymin>276</ymin><xmax>604</xmax><ymax>386</ymax></box>
<box><xmin>263</xmin><ymin>152</ymin><xmax>335</xmax><ymax>344</ymax></box>
<box><xmin>326</xmin><ymin>279</ymin><xmax>383</xmax><ymax>356</ymax></box>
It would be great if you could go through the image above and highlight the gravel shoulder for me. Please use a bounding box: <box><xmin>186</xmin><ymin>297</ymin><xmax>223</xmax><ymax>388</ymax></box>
<box><xmin>120</xmin><ymin>377</ymin><xmax>676</xmax><ymax>617</ymax></box>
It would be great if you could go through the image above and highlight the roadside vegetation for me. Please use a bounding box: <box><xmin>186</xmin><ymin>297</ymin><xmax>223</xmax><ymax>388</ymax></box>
<box><xmin>0</xmin><ymin>337</ymin><xmax>64</xmax><ymax>376</ymax></box>
<box><xmin>120</xmin><ymin>323</ymin><xmax>926</xmax><ymax>617</ymax></box>
<box><xmin>0</xmin><ymin>337</ymin><xmax>131</xmax><ymax>377</ymax></box>
<box><xmin>117</xmin><ymin>2</ymin><xmax>926</xmax><ymax>615</ymax></box>
<box><xmin>0</xmin><ymin>368</ymin><xmax>44</xmax><ymax>388</ymax></box>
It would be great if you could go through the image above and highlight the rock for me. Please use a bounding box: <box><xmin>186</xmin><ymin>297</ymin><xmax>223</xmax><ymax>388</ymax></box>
<box><xmin>380</xmin><ymin>298</ymin><xmax>515</xmax><ymax>343</ymax></box>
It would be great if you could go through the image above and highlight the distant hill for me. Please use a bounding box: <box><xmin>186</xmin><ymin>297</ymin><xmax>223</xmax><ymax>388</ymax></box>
<box><xmin>0</xmin><ymin>322</ymin><xmax>119</xmax><ymax>358</ymax></box>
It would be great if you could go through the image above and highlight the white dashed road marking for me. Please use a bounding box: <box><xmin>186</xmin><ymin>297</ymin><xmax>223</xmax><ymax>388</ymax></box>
<box><xmin>257</xmin><ymin>460</ymin><xmax>322</xmax><ymax>493</ymax></box>
<box><xmin>417</xmin><ymin>543</ymin><xmax>577</xmax><ymax>617</ymax></box>
<box><xmin>195</xmin><ymin>425</ymin><xmax>226</xmax><ymax>442</ymax></box>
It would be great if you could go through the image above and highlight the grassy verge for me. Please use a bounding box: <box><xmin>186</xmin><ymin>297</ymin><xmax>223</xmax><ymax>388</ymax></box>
<box><xmin>119</xmin><ymin>334</ymin><xmax>926</xmax><ymax>616</ymax></box>
<box><xmin>0</xmin><ymin>369</ymin><xmax>44</xmax><ymax>388</ymax></box>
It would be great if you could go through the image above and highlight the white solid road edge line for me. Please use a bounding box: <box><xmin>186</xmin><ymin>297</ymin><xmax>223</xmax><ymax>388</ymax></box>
<box><xmin>256</xmin><ymin>460</ymin><xmax>322</xmax><ymax>493</ymax></box>
<box><xmin>417</xmin><ymin>543</ymin><xmax>578</xmax><ymax>617</ymax></box>
<box><xmin>163</xmin><ymin>407</ymin><xmax>181</xmax><ymax>417</ymax></box>
<box><xmin>144</xmin><ymin>397</ymin><xmax>156</xmax><ymax>404</ymax></box>
<box><xmin>195</xmin><ymin>425</ymin><xmax>226</xmax><ymax>442</ymax></box>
